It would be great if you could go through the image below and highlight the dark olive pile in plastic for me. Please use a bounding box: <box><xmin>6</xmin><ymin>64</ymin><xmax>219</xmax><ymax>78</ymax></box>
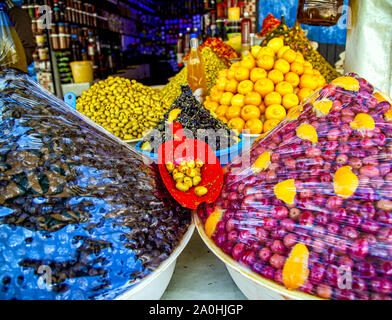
<box><xmin>0</xmin><ymin>69</ymin><xmax>191</xmax><ymax>300</ymax></box>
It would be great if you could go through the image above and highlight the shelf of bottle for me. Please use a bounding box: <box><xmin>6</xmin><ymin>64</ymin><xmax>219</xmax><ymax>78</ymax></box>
<box><xmin>114</xmin><ymin>11</ymin><xmax>157</xmax><ymax>27</ymax></box>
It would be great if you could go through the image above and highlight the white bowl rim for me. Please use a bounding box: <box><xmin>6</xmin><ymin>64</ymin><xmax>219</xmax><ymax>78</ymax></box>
<box><xmin>194</xmin><ymin>213</ymin><xmax>323</xmax><ymax>300</ymax></box>
<box><xmin>116</xmin><ymin>216</ymin><xmax>195</xmax><ymax>299</ymax></box>
<box><xmin>241</xmin><ymin>133</ymin><xmax>261</xmax><ymax>138</ymax></box>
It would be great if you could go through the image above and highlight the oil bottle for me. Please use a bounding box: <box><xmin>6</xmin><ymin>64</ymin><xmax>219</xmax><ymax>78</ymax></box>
<box><xmin>187</xmin><ymin>33</ymin><xmax>207</xmax><ymax>104</ymax></box>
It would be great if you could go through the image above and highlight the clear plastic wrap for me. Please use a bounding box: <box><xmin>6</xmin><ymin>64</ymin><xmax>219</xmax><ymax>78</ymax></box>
<box><xmin>0</xmin><ymin>69</ymin><xmax>191</xmax><ymax>300</ymax></box>
<box><xmin>198</xmin><ymin>73</ymin><xmax>392</xmax><ymax>300</ymax></box>
<box><xmin>0</xmin><ymin>5</ymin><xmax>27</xmax><ymax>73</ymax></box>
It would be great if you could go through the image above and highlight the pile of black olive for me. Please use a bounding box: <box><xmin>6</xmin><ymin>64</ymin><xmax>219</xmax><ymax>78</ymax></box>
<box><xmin>0</xmin><ymin>69</ymin><xmax>191</xmax><ymax>300</ymax></box>
<box><xmin>141</xmin><ymin>85</ymin><xmax>239</xmax><ymax>153</ymax></box>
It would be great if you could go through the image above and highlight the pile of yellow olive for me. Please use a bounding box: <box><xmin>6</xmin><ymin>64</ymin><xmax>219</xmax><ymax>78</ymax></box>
<box><xmin>166</xmin><ymin>159</ymin><xmax>208</xmax><ymax>197</ymax></box>
<box><xmin>76</xmin><ymin>77</ymin><xmax>168</xmax><ymax>140</ymax></box>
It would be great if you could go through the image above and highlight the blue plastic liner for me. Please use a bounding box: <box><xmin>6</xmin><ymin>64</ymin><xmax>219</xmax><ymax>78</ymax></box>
<box><xmin>135</xmin><ymin>133</ymin><xmax>244</xmax><ymax>167</ymax></box>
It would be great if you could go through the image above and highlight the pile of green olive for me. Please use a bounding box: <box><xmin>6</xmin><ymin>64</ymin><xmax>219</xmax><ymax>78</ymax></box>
<box><xmin>76</xmin><ymin>77</ymin><xmax>167</xmax><ymax>140</ymax></box>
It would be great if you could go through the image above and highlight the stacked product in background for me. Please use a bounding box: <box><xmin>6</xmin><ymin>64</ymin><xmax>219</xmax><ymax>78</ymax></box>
<box><xmin>205</xmin><ymin>37</ymin><xmax>326</xmax><ymax>136</ymax></box>
<box><xmin>198</xmin><ymin>74</ymin><xmax>392</xmax><ymax>300</ymax></box>
<box><xmin>0</xmin><ymin>69</ymin><xmax>191</xmax><ymax>300</ymax></box>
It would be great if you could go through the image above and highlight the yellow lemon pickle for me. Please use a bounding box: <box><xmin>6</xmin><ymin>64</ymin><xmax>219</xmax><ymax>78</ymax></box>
<box><xmin>251</xmin><ymin>151</ymin><xmax>271</xmax><ymax>174</ymax></box>
<box><xmin>282</xmin><ymin>243</ymin><xmax>310</xmax><ymax>291</ymax></box>
<box><xmin>350</xmin><ymin>113</ymin><xmax>376</xmax><ymax>131</ymax></box>
<box><xmin>331</xmin><ymin>76</ymin><xmax>360</xmax><ymax>91</ymax></box>
<box><xmin>296</xmin><ymin>123</ymin><xmax>318</xmax><ymax>144</ymax></box>
<box><xmin>313</xmin><ymin>98</ymin><xmax>333</xmax><ymax>117</ymax></box>
<box><xmin>334</xmin><ymin>166</ymin><xmax>359</xmax><ymax>199</ymax></box>
<box><xmin>205</xmin><ymin>207</ymin><xmax>224</xmax><ymax>238</ymax></box>
<box><xmin>274</xmin><ymin>179</ymin><xmax>297</xmax><ymax>205</ymax></box>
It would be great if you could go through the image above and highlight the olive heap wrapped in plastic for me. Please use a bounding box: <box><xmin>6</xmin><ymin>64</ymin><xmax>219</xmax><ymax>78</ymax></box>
<box><xmin>198</xmin><ymin>74</ymin><xmax>392</xmax><ymax>300</ymax></box>
<box><xmin>0</xmin><ymin>69</ymin><xmax>191</xmax><ymax>300</ymax></box>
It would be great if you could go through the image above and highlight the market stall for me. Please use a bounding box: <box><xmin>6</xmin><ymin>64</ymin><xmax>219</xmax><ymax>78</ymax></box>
<box><xmin>1</xmin><ymin>0</ymin><xmax>392</xmax><ymax>301</ymax></box>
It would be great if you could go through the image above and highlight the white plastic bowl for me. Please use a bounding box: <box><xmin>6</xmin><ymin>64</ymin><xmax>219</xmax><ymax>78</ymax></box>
<box><xmin>194</xmin><ymin>214</ymin><xmax>322</xmax><ymax>300</ymax></box>
<box><xmin>116</xmin><ymin>219</ymin><xmax>195</xmax><ymax>300</ymax></box>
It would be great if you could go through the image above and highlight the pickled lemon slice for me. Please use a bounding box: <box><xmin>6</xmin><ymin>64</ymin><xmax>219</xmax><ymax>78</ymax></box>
<box><xmin>350</xmin><ymin>113</ymin><xmax>375</xmax><ymax>131</ymax></box>
<box><xmin>313</xmin><ymin>99</ymin><xmax>333</xmax><ymax>116</ymax></box>
<box><xmin>287</xmin><ymin>105</ymin><xmax>303</xmax><ymax>120</ymax></box>
<box><xmin>274</xmin><ymin>179</ymin><xmax>296</xmax><ymax>205</ymax></box>
<box><xmin>251</xmin><ymin>151</ymin><xmax>271</xmax><ymax>174</ymax></box>
<box><xmin>373</xmin><ymin>91</ymin><xmax>392</xmax><ymax>104</ymax></box>
<box><xmin>168</xmin><ymin>108</ymin><xmax>182</xmax><ymax>122</ymax></box>
<box><xmin>205</xmin><ymin>207</ymin><xmax>224</xmax><ymax>238</ymax></box>
<box><xmin>296</xmin><ymin>123</ymin><xmax>318</xmax><ymax>144</ymax></box>
<box><xmin>283</xmin><ymin>243</ymin><xmax>309</xmax><ymax>291</ymax></box>
<box><xmin>385</xmin><ymin>109</ymin><xmax>392</xmax><ymax>122</ymax></box>
<box><xmin>334</xmin><ymin>166</ymin><xmax>359</xmax><ymax>199</ymax></box>
<box><xmin>331</xmin><ymin>76</ymin><xmax>360</xmax><ymax>91</ymax></box>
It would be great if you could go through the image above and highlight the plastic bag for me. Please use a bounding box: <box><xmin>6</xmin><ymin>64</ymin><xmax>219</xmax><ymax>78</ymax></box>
<box><xmin>345</xmin><ymin>0</ymin><xmax>392</xmax><ymax>96</ymax></box>
<box><xmin>0</xmin><ymin>4</ymin><xmax>27</xmax><ymax>73</ymax></box>
<box><xmin>198</xmin><ymin>74</ymin><xmax>392</xmax><ymax>300</ymax></box>
<box><xmin>0</xmin><ymin>69</ymin><xmax>191</xmax><ymax>300</ymax></box>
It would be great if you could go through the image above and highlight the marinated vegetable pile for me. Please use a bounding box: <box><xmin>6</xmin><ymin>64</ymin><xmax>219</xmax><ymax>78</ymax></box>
<box><xmin>259</xmin><ymin>14</ymin><xmax>281</xmax><ymax>37</ymax></box>
<box><xmin>199</xmin><ymin>74</ymin><xmax>392</xmax><ymax>300</ymax></box>
<box><xmin>141</xmin><ymin>85</ymin><xmax>239</xmax><ymax>153</ymax></box>
<box><xmin>0</xmin><ymin>70</ymin><xmax>191</xmax><ymax>300</ymax></box>
<box><xmin>76</xmin><ymin>77</ymin><xmax>163</xmax><ymax>141</ymax></box>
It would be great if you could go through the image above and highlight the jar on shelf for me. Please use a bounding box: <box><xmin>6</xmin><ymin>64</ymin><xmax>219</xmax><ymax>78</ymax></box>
<box><xmin>71</xmin><ymin>25</ymin><xmax>78</xmax><ymax>36</ymax></box>
<box><xmin>51</xmin><ymin>34</ymin><xmax>60</xmax><ymax>50</ymax></box>
<box><xmin>37</xmin><ymin>19</ymin><xmax>44</xmax><ymax>33</ymax></box>
<box><xmin>33</xmin><ymin>4</ymin><xmax>40</xmax><ymax>19</ymax></box>
<box><xmin>67</xmin><ymin>34</ymin><xmax>72</xmax><ymax>48</ymax></box>
<box><xmin>51</xmin><ymin>23</ymin><xmax>57</xmax><ymax>34</ymax></box>
<box><xmin>53</xmin><ymin>7</ymin><xmax>61</xmax><ymax>23</ymax></box>
<box><xmin>70</xmin><ymin>7</ymin><xmax>76</xmax><ymax>23</ymax></box>
<box><xmin>27</xmin><ymin>5</ymin><xmax>35</xmax><ymax>19</ymax></box>
<box><xmin>92</xmin><ymin>13</ymin><xmax>97</xmax><ymax>28</ymax></box>
<box><xmin>58</xmin><ymin>22</ymin><xmax>66</xmax><ymax>34</ymax></box>
<box><xmin>228</xmin><ymin>7</ymin><xmax>240</xmax><ymax>21</ymax></box>
<box><xmin>38</xmin><ymin>48</ymin><xmax>48</xmax><ymax>60</ymax></box>
<box><xmin>35</xmin><ymin>34</ymin><xmax>46</xmax><ymax>48</ymax></box>
<box><xmin>59</xmin><ymin>34</ymin><xmax>68</xmax><ymax>50</ymax></box>
<box><xmin>217</xmin><ymin>3</ymin><xmax>227</xmax><ymax>19</ymax></box>
<box><xmin>32</xmin><ymin>20</ymin><xmax>38</xmax><ymax>34</ymax></box>
<box><xmin>65</xmin><ymin>7</ymin><xmax>71</xmax><ymax>22</ymax></box>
